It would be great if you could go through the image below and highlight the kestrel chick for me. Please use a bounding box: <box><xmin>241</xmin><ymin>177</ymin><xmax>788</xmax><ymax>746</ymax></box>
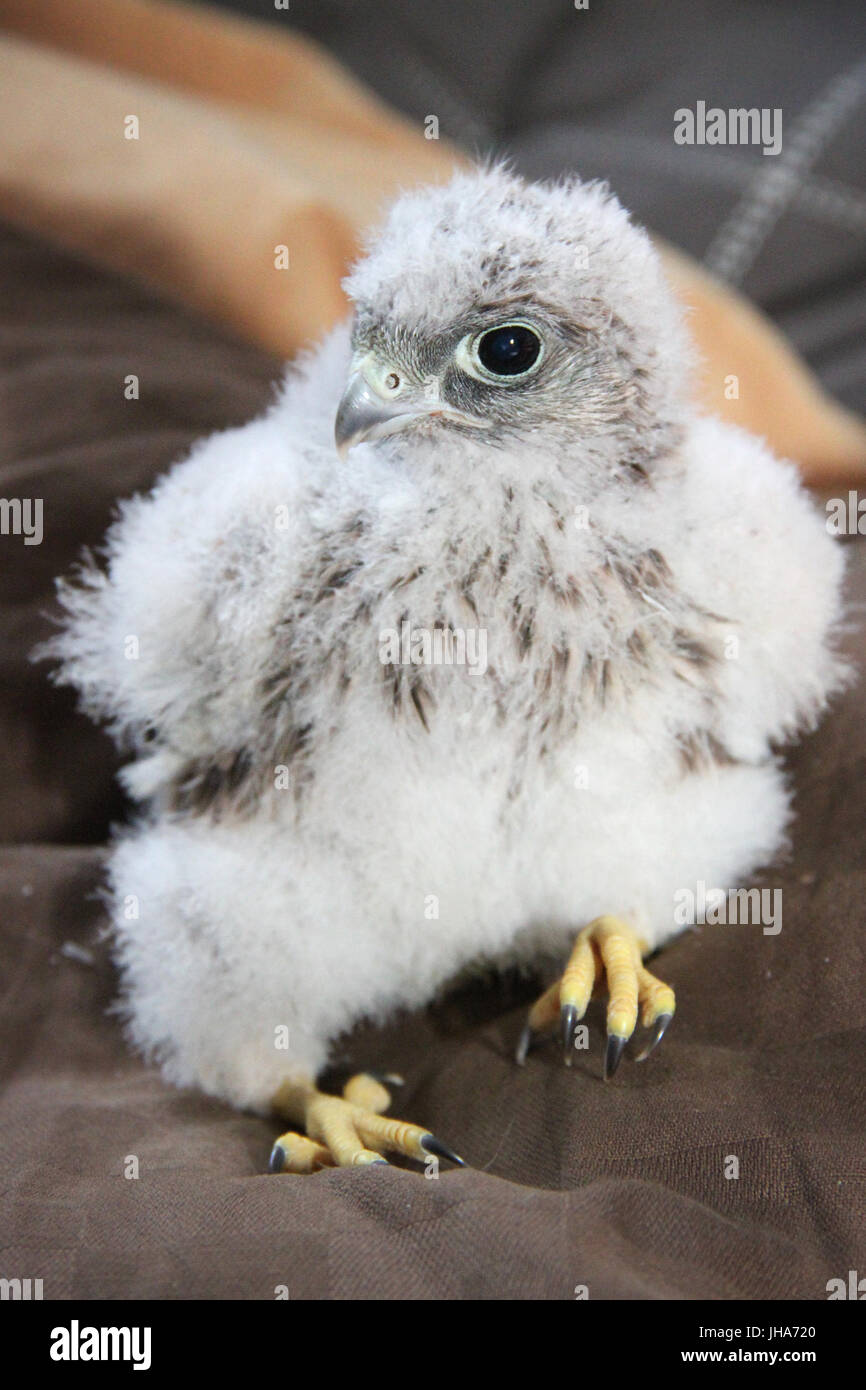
<box><xmin>48</xmin><ymin>167</ymin><xmax>847</xmax><ymax>1171</ymax></box>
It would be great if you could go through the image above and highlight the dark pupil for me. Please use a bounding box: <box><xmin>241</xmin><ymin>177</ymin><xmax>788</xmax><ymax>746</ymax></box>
<box><xmin>477</xmin><ymin>325</ymin><xmax>540</xmax><ymax>376</ymax></box>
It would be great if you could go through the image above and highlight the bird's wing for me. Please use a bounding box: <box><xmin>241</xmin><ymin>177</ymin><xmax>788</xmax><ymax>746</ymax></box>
<box><xmin>46</xmin><ymin>325</ymin><xmax>354</xmax><ymax>809</ymax></box>
<box><xmin>663</xmin><ymin>416</ymin><xmax>849</xmax><ymax>763</ymax></box>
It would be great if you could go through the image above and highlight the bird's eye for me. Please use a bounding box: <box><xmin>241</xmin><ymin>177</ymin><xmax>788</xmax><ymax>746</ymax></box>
<box><xmin>474</xmin><ymin>323</ymin><xmax>542</xmax><ymax>378</ymax></box>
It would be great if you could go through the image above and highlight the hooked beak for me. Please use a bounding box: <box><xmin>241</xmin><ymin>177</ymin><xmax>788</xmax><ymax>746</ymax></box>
<box><xmin>334</xmin><ymin>365</ymin><xmax>430</xmax><ymax>460</ymax></box>
<box><xmin>334</xmin><ymin>356</ymin><xmax>489</xmax><ymax>460</ymax></box>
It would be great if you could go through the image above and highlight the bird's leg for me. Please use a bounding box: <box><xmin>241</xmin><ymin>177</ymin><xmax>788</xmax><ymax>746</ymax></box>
<box><xmin>268</xmin><ymin>1071</ymin><xmax>465</xmax><ymax>1173</ymax></box>
<box><xmin>516</xmin><ymin>915</ymin><xmax>675</xmax><ymax>1079</ymax></box>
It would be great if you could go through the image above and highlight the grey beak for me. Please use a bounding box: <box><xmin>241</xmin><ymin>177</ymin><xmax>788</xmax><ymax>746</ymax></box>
<box><xmin>334</xmin><ymin>370</ymin><xmax>429</xmax><ymax>460</ymax></box>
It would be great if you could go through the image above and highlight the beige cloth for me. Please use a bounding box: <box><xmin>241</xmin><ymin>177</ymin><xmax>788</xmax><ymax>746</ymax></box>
<box><xmin>0</xmin><ymin>0</ymin><xmax>864</xmax><ymax>484</ymax></box>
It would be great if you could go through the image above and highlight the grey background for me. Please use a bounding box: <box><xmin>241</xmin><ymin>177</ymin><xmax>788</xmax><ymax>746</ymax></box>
<box><xmin>217</xmin><ymin>0</ymin><xmax>866</xmax><ymax>410</ymax></box>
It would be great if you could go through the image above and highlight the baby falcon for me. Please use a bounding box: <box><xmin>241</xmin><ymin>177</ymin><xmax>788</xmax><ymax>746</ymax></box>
<box><xmin>49</xmin><ymin>167</ymin><xmax>847</xmax><ymax>1172</ymax></box>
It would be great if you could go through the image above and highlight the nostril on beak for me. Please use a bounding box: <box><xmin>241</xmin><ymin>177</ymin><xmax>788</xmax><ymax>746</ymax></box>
<box><xmin>384</xmin><ymin>372</ymin><xmax>400</xmax><ymax>392</ymax></box>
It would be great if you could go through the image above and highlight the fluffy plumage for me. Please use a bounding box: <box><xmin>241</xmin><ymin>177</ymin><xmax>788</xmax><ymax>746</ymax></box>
<box><xmin>48</xmin><ymin>166</ymin><xmax>847</xmax><ymax>1113</ymax></box>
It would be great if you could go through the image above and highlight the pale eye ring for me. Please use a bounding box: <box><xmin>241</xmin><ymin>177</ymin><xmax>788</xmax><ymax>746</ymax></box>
<box><xmin>459</xmin><ymin>321</ymin><xmax>544</xmax><ymax>382</ymax></box>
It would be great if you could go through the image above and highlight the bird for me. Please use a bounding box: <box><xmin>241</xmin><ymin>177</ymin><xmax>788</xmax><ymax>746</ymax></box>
<box><xmin>46</xmin><ymin>165</ymin><xmax>848</xmax><ymax>1172</ymax></box>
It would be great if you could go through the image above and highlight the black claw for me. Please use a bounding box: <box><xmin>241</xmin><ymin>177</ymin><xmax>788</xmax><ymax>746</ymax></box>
<box><xmin>370</xmin><ymin>1158</ymin><xmax>390</xmax><ymax>1166</ymax></box>
<box><xmin>268</xmin><ymin>1142</ymin><xmax>286</xmax><ymax>1174</ymax></box>
<box><xmin>515</xmin><ymin>1022</ymin><xmax>533</xmax><ymax>1066</ymax></box>
<box><xmin>636</xmin><ymin>1012</ymin><xmax>673</xmax><ymax>1062</ymax></box>
<box><xmin>561</xmin><ymin>1004</ymin><xmax>578</xmax><ymax>1066</ymax></box>
<box><xmin>420</xmin><ymin>1134</ymin><xmax>466</xmax><ymax>1167</ymax></box>
<box><xmin>604</xmin><ymin>1033</ymin><xmax>628</xmax><ymax>1080</ymax></box>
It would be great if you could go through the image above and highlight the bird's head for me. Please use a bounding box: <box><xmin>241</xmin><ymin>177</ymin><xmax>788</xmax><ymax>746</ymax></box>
<box><xmin>336</xmin><ymin>165</ymin><xmax>692</xmax><ymax>481</ymax></box>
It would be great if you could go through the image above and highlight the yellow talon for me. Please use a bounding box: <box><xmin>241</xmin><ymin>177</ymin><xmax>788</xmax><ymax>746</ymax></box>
<box><xmin>268</xmin><ymin>1072</ymin><xmax>465</xmax><ymax>1173</ymax></box>
<box><xmin>518</xmin><ymin>914</ymin><xmax>676</xmax><ymax>1078</ymax></box>
<box><xmin>560</xmin><ymin>927</ymin><xmax>596</xmax><ymax>1016</ymax></box>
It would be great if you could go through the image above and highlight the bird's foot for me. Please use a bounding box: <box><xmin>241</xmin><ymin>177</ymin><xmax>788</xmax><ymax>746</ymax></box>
<box><xmin>516</xmin><ymin>914</ymin><xmax>675</xmax><ymax>1079</ymax></box>
<box><xmin>268</xmin><ymin>1071</ymin><xmax>465</xmax><ymax>1173</ymax></box>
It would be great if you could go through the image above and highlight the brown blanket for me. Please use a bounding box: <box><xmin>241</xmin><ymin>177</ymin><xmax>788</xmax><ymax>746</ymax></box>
<box><xmin>0</xmin><ymin>218</ymin><xmax>863</xmax><ymax>1301</ymax></box>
